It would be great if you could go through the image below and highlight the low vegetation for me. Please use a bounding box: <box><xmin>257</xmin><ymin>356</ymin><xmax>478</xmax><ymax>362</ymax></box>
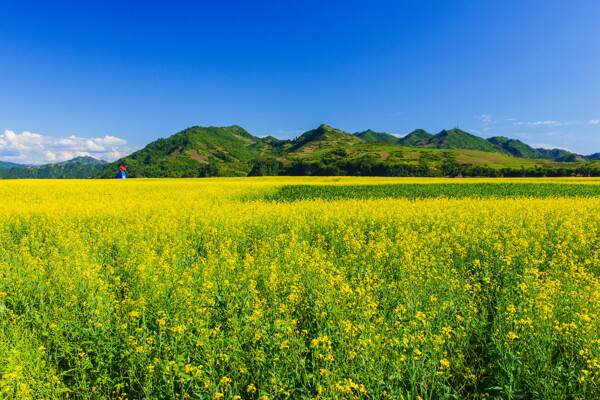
<box><xmin>268</xmin><ymin>182</ymin><xmax>600</xmax><ymax>201</ymax></box>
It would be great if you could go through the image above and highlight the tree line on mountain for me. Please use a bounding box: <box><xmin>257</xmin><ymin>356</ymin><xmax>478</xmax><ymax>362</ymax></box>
<box><xmin>248</xmin><ymin>150</ymin><xmax>600</xmax><ymax>178</ymax></box>
<box><xmin>0</xmin><ymin>162</ymin><xmax>106</xmax><ymax>179</ymax></box>
<box><xmin>2</xmin><ymin>125</ymin><xmax>599</xmax><ymax>179</ymax></box>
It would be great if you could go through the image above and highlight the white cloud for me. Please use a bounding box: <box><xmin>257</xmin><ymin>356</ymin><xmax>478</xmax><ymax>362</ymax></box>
<box><xmin>0</xmin><ymin>129</ymin><xmax>138</xmax><ymax>165</ymax></box>
<box><xmin>590</xmin><ymin>120</ymin><xmax>599</xmax><ymax>125</ymax></box>
<box><xmin>43</xmin><ymin>150</ymin><xmax>57</xmax><ymax>162</ymax></box>
<box><xmin>514</xmin><ymin>120</ymin><xmax>562</xmax><ymax>127</ymax></box>
<box><xmin>475</xmin><ymin>114</ymin><xmax>494</xmax><ymax>132</ymax></box>
<box><xmin>474</xmin><ymin>114</ymin><xmax>519</xmax><ymax>132</ymax></box>
<box><xmin>531</xmin><ymin>143</ymin><xmax>572</xmax><ymax>151</ymax></box>
<box><xmin>475</xmin><ymin>114</ymin><xmax>493</xmax><ymax>123</ymax></box>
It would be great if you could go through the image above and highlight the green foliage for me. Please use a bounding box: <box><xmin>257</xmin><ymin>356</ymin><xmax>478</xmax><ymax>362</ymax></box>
<box><xmin>488</xmin><ymin>137</ymin><xmax>542</xmax><ymax>159</ymax></box>
<box><xmin>0</xmin><ymin>162</ymin><xmax>105</xmax><ymax>179</ymax></box>
<box><xmin>268</xmin><ymin>183</ymin><xmax>600</xmax><ymax>201</ymax></box>
<box><xmin>287</xmin><ymin>124</ymin><xmax>361</xmax><ymax>153</ymax></box>
<box><xmin>60</xmin><ymin>156</ymin><xmax>106</xmax><ymax>165</ymax></box>
<box><xmin>94</xmin><ymin>126</ymin><xmax>263</xmax><ymax>178</ymax></box>
<box><xmin>0</xmin><ymin>161</ymin><xmax>28</xmax><ymax>168</ymax></box>
<box><xmin>87</xmin><ymin>124</ymin><xmax>599</xmax><ymax>179</ymax></box>
<box><xmin>424</xmin><ymin>129</ymin><xmax>508</xmax><ymax>153</ymax></box>
<box><xmin>398</xmin><ymin>129</ymin><xmax>432</xmax><ymax>146</ymax></box>
<box><xmin>354</xmin><ymin>129</ymin><xmax>400</xmax><ymax>145</ymax></box>
<box><xmin>537</xmin><ymin>148</ymin><xmax>579</xmax><ymax>160</ymax></box>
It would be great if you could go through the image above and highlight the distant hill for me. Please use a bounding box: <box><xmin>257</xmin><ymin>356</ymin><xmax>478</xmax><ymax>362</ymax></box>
<box><xmin>58</xmin><ymin>156</ymin><xmax>107</xmax><ymax>165</ymax></box>
<box><xmin>0</xmin><ymin>156</ymin><xmax>106</xmax><ymax>179</ymax></box>
<box><xmin>288</xmin><ymin>124</ymin><xmax>363</xmax><ymax>153</ymax></box>
<box><xmin>354</xmin><ymin>129</ymin><xmax>401</xmax><ymax>145</ymax></box>
<box><xmin>536</xmin><ymin>148</ymin><xmax>581</xmax><ymax>161</ymax></box>
<box><xmin>404</xmin><ymin>128</ymin><xmax>509</xmax><ymax>154</ymax></box>
<box><xmin>0</xmin><ymin>160</ymin><xmax>28</xmax><ymax>169</ymax></box>
<box><xmin>398</xmin><ymin>129</ymin><xmax>433</xmax><ymax>147</ymax></box>
<box><xmin>395</xmin><ymin>130</ymin><xmax>583</xmax><ymax>162</ymax></box>
<box><xmin>487</xmin><ymin>137</ymin><xmax>542</xmax><ymax>159</ymax></box>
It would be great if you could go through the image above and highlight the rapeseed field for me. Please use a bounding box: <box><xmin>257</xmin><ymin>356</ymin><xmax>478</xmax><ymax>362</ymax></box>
<box><xmin>1</xmin><ymin>177</ymin><xmax>599</xmax><ymax>399</ymax></box>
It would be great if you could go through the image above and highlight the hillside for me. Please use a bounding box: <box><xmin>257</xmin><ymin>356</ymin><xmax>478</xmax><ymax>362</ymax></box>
<box><xmin>354</xmin><ymin>129</ymin><xmax>400</xmax><ymax>145</ymax></box>
<box><xmin>485</xmin><ymin>137</ymin><xmax>582</xmax><ymax>161</ymax></box>
<box><xmin>537</xmin><ymin>148</ymin><xmax>581</xmax><ymax>160</ymax></box>
<box><xmin>87</xmin><ymin>124</ymin><xmax>600</xmax><ymax>179</ymax></box>
<box><xmin>58</xmin><ymin>156</ymin><xmax>107</xmax><ymax>165</ymax></box>
<box><xmin>287</xmin><ymin>124</ymin><xmax>363</xmax><ymax>154</ymax></box>
<box><xmin>487</xmin><ymin>137</ymin><xmax>542</xmax><ymax>159</ymax></box>
<box><xmin>408</xmin><ymin>128</ymin><xmax>508</xmax><ymax>154</ymax></box>
<box><xmin>0</xmin><ymin>160</ymin><xmax>28</xmax><ymax>169</ymax></box>
<box><xmin>0</xmin><ymin>157</ymin><xmax>105</xmax><ymax>179</ymax></box>
<box><xmin>398</xmin><ymin>129</ymin><xmax>433</xmax><ymax>147</ymax></box>
<box><xmin>94</xmin><ymin>125</ymin><xmax>268</xmax><ymax>178</ymax></box>
<box><xmin>247</xmin><ymin>125</ymin><xmax>599</xmax><ymax>178</ymax></box>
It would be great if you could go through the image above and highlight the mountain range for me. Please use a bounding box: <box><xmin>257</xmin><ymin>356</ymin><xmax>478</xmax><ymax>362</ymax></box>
<box><xmin>92</xmin><ymin>124</ymin><xmax>600</xmax><ymax>178</ymax></box>
<box><xmin>355</xmin><ymin>127</ymin><xmax>584</xmax><ymax>161</ymax></box>
<box><xmin>2</xmin><ymin>126</ymin><xmax>598</xmax><ymax>178</ymax></box>
<box><xmin>0</xmin><ymin>160</ymin><xmax>32</xmax><ymax>169</ymax></box>
<box><xmin>0</xmin><ymin>156</ymin><xmax>106</xmax><ymax>179</ymax></box>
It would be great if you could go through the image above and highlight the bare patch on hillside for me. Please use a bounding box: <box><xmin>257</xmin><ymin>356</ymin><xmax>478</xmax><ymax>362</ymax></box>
<box><xmin>185</xmin><ymin>150</ymin><xmax>209</xmax><ymax>164</ymax></box>
<box><xmin>232</xmin><ymin>134</ymin><xmax>254</xmax><ymax>144</ymax></box>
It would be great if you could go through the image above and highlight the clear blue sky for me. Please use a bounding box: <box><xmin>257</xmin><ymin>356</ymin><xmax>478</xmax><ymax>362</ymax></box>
<box><xmin>1</xmin><ymin>0</ymin><xmax>598</xmax><ymax>163</ymax></box>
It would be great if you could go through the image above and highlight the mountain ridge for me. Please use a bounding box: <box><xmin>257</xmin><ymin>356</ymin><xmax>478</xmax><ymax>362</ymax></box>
<box><xmin>354</xmin><ymin>129</ymin><xmax>401</xmax><ymax>145</ymax></box>
<box><xmin>0</xmin><ymin>160</ymin><xmax>30</xmax><ymax>169</ymax></box>
<box><xmin>92</xmin><ymin>124</ymin><xmax>599</xmax><ymax>179</ymax></box>
<box><xmin>0</xmin><ymin>156</ymin><xmax>106</xmax><ymax>179</ymax></box>
<box><xmin>2</xmin><ymin>125</ymin><xmax>596</xmax><ymax>178</ymax></box>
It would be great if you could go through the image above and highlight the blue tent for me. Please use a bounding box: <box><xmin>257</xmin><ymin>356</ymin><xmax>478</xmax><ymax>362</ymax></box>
<box><xmin>117</xmin><ymin>168</ymin><xmax>127</xmax><ymax>179</ymax></box>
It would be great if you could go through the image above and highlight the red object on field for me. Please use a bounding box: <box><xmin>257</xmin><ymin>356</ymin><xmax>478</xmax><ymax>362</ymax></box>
<box><xmin>118</xmin><ymin>166</ymin><xmax>127</xmax><ymax>171</ymax></box>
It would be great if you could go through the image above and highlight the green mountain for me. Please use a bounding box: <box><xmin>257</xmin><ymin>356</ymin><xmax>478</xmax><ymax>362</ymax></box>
<box><xmin>94</xmin><ymin>125</ymin><xmax>267</xmax><ymax>178</ymax></box>
<box><xmin>287</xmin><ymin>124</ymin><xmax>363</xmax><ymax>154</ymax></box>
<box><xmin>487</xmin><ymin>137</ymin><xmax>542</xmax><ymax>159</ymax></box>
<box><xmin>88</xmin><ymin>123</ymin><xmax>600</xmax><ymax>179</ymax></box>
<box><xmin>354</xmin><ymin>129</ymin><xmax>400</xmax><ymax>145</ymax></box>
<box><xmin>536</xmin><ymin>148</ymin><xmax>579</xmax><ymax>160</ymax></box>
<box><xmin>400</xmin><ymin>128</ymin><xmax>510</xmax><ymax>153</ymax></box>
<box><xmin>430</xmin><ymin>129</ymin><xmax>507</xmax><ymax>153</ymax></box>
<box><xmin>3</xmin><ymin>124</ymin><xmax>597</xmax><ymax>179</ymax></box>
<box><xmin>397</xmin><ymin>130</ymin><xmax>581</xmax><ymax>162</ymax></box>
<box><xmin>398</xmin><ymin>129</ymin><xmax>432</xmax><ymax>146</ymax></box>
<box><xmin>58</xmin><ymin>156</ymin><xmax>107</xmax><ymax>165</ymax></box>
<box><xmin>0</xmin><ymin>160</ymin><xmax>28</xmax><ymax>169</ymax></box>
<box><xmin>587</xmin><ymin>153</ymin><xmax>600</xmax><ymax>160</ymax></box>
<box><xmin>0</xmin><ymin>157</ymin><xmax>105</xmax><ymax>179</ymax></box>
